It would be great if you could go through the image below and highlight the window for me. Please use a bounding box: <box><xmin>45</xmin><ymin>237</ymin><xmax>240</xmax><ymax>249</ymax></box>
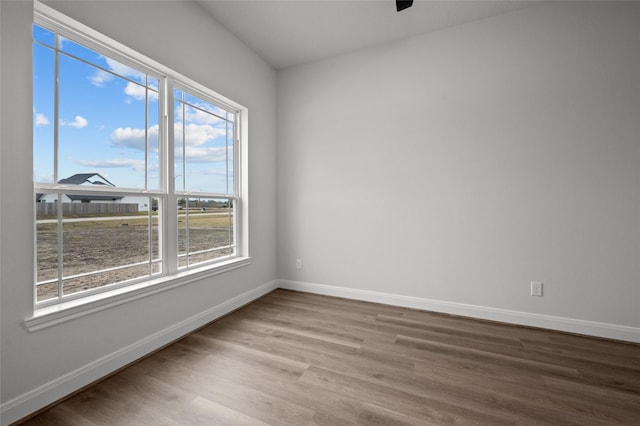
<box><xmin>173</xmin><ymin>89</ymin><xmax>237</xmax><ymax>268</ymax></box>
<box><xmin>33</xmin><ymin>5</ymin><xmax>246</xmax><ymax>308</ymax></box>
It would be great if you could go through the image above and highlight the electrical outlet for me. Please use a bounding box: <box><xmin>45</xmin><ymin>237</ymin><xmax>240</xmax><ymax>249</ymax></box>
<box><xmin>531</xmin><ymin>281</ymin><xmax>543</xmax><ymax>297</ymax></box>
<box><xmin>296</xmin><ymin>259</ymin><xmax>302</xmax><ymax>270</ymax></box>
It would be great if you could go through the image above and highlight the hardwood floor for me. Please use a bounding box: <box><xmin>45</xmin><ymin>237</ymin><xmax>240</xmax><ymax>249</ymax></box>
<box><xmin>18</xmin><ymin>289</ymin><xmax>640</xmax><ymax>425</ymax></box>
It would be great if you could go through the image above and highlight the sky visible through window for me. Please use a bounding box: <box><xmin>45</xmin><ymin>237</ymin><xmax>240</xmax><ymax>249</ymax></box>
<box><xmin>33</xmin><ymin>24</ymin><xmax>235</xmax><ymax>194</ymax></box>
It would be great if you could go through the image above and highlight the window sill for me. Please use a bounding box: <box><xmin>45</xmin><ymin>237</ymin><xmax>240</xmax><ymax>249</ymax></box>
<box><xmin>24</xmin><ymin>257</ymin><xmax>251</xmax><ymax>332</ymax></box>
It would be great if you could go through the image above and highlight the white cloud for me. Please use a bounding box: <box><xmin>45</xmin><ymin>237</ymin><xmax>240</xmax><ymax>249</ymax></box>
<box><xmin>124</xmin><ymin>82</ymin><xmax>159</xmax><ymax>102</ymax></box>
<box><xmin>90</xmin><ymin>57</ymin><xmax>145</xmax><ymax>87</ymax></box>
<box><xmin>78</xmin><ymin>158</ymin><xmax>145</xmax><ymax>171</ymax></box>
<box><xmin>105</xmin><ymin>58</ymin><xmax>145</xmax><ymax>82</ymax></box>
<box><xmin>110</xmin><ymin>125</ymin><xmax>158</xmax><ymax>151</ymax></box>
<box><xmin>176</xmin><ymin>123</ymin><xmax>226</xmax><ymax>146</ymax></box>
<box><xmin>61</xmin><ymin>115</ymin><xmax>88</xmax><ymax>128</ymax></box>
<box><xmin>35</xmin><ymin>113</ymin><xmax>50</xmax><ymax>126</ymax></box>
<box><xmin>184</xmin><ymin>105</ymin><xmax>225</xmax><ymax>125</ymax></box>
<box><xmin>90</xmin><ymin>69</ymin><xmax>113</xmax><ymax>87</ymax></box>
<box><xmin>110</xmin><ymin>123</ymin><xmax>227</xmax><ymax>162</ymax></box>
<box><xmin>183</xmin><ymin>146</ymin><xmax>229</xmax><ymax>163</ymax></box>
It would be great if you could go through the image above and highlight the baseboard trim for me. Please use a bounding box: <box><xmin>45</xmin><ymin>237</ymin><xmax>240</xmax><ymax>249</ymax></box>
<box><xmin>278</xmin><ymin>279</ymin><xmax>640</xmax><ymax>344</ymax></box>
<box><xmin>0</xmin><ymin>280</ymin><xmax>278</xmax><ymax>426</ymax></box>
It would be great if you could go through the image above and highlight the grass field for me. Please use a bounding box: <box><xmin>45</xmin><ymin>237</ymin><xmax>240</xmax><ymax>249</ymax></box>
<box><xmin>36</xmin><ymin>209</ymin><xmax>234</xmax><ymax>302</ymax></box>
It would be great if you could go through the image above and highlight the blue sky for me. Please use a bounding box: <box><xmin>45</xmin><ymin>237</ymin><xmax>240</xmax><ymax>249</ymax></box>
<box><xmin>33</xmin><ymin>24</ymin><xmax>234</xmax><ymax>195</ymax></box>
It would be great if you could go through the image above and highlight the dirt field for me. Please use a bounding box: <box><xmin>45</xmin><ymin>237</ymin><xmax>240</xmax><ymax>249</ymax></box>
<box><xmin>36</xmin><ymin>210</ymin><xmax>234</xmax><ymax>302</ymax></box>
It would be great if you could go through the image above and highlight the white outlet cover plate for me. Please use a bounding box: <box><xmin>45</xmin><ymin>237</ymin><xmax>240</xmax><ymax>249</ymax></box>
<box><xmin>531</xmin><ymin>281</ymin><xmax>543</xmax><ymax>297</ymax></box>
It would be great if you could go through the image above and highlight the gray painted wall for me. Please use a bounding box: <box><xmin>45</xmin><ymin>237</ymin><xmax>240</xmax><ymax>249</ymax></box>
<box><xmin>277</xmin><ymin>2</ymin><xmax>639</xmax><ymax>328</ymax></box>
<box><xmin>1</xmin><ymin>0</ymin><xmax>276</xmax><ymax>421</ymax></box>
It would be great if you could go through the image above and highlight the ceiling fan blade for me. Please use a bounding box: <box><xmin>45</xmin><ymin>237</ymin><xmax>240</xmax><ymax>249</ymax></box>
<box><xmin>396</xmin><ymin>0</ymin><xmax>413</xmax><ymax>12</ymax></box>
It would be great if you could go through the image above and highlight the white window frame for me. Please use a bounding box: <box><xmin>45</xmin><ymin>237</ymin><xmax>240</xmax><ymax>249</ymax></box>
<box><xmin>27</xmin><ymin>1</ymin><xmax>250</xmax><ymax>330</ymax></box>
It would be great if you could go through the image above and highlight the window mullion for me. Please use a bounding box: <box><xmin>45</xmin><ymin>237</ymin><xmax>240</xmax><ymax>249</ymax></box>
<box><xmin>145</xmin><ymin>77</ymin><xmax>152</xmax><ymax>276</ymax></box>
<box><xmin>53</xmin><ymin>34</ymin><xmax>60</xmax><ymax>184</ymax></box>
<box><xmin>145</xmin><ymin>76</ymin><xmax>149</xmax><ymax>191</ymax></box>
<box><xmin>56</xmin><ymin>194</ymin><xmax>63</xmax><ymax>300</ymax></box>
<box><xmin>234</xmin><ymin>114</ymin><xmax>240</xmax><ymax>196</ymax></box>
<box><xmin>229</xmin><ymin>120</ymin><xmax>235</xmax><ymax>194</ymax></box>
<box><xmin>181</xmin><ymin>97</ymin><xmax>186</xmax><ymax>193</ymax></box>
<box><xmin>164</xmin><ymin>78</ymin><xmax>178</xmax><ymax>274</ymax></box>
<box><xmin>54</xmin><ymin>33</ymin><xmax>62</xmax><ymax>301</ymax></box>
<box><xmin>182</xmin><ymin>97</ymin><xmax>189</xmax><ymax>267</ymax></box>
<box><xmin>234</xmin><ymin>116</ymin><xmax>241</xmax><ymax>257</ymax></box>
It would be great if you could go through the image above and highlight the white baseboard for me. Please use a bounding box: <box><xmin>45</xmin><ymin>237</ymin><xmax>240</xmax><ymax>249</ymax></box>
<box><xmin>0</xmin><ymin>280</ymin><xmax>278</xmax><ymax>426</ymax></box>
<box><xmin>278</xmin><ymin>279</ymin><xmax>640</xmax><ymax>344</ymax></box>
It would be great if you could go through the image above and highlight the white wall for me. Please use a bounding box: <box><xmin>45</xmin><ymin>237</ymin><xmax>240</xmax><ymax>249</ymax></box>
<box><xmin>1</xmin><ymin>1</ymin><xmax>276</xmax><ymax>423</ymax></box>
<box><xmin>277</xmin><ymin>2</ymin><xmax>639</xmax><ymax>337</ymax></box>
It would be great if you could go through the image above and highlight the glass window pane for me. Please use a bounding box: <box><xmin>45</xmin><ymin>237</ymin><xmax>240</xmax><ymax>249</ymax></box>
<box><xmin>36</xmin><ymin>194</ymin><xmax>59</xmax><ymax>302</ymax></box>
<box><xmin>174</xmin><ymin>99</ymin><xmax>186</xmax><ymax>193</ymax></box>
<box><xmin>33</xmin><ymin>24</ymin><xmax>55</xmax><ymax>47</ymax></box>
<box><xmin>179</xmin><ymin>198</ymin><xmax>234</xmax><ymax>268</ymax></box>
<box><xmin>177</xmin><ymin>198</ymin><xmax>188</xmax><ymax>268</ymax></box>
<box><xmin>61</xmin><ymin>195</ymin><xmax>152</xmax><ymax>296</ymax></box>
<box><xmin>63</xmin><ymin>264</ymin><xmax>150</xmax><ymax>297</ymax></box>
<box><xmin>33</xmin><ymin>43</ymin><xmax>55</xmax><ymax>183</ymax></box>
<box><xmin>151</xmin><ymin>199</ymin><xmax>161</xmax><ymax>273</ymax></box>
<box><xmin>60</xmin><ymin>39</ymin><xmax>146</xmax><ymax>84</ymax></box>
<box><xmin>227</xmin><ymin>121</ymin><xmax>235</xmax><ymax>194</ymax></box>
<box><xmin>147</xmin><ymin>77</ymin><xmax>159</xmax><ymax>91</ymax></box>
<box><xmin>175</xmin><ymin>91</ymin><xmax>234</xmax><ymax>194</ymax></box>
<box><xmin>59</xmin><ymin>38</ymin><xmax>104</xmax><ymax>69</ymax></box>
<box><xmin>183</xmin><ymin>93</ymin><xmax>226</xmax><ymax>119</ymax></box>
<box><xmin>184</xmin><ymin>111</ymin><xmax>226</xmax><ymax>193</ymax></box>
<box><xmin>37</xmin><ymin>282</ymin><xmax>59</xmax><ymax>303</ymax></box>
<box><xmin>58</xmin><ymin>54</ymin><xmax>153</xmax><ymax>190</ymax></box>
<box><xmin>147</xmin><ymin>92</ymin><xmax>160</xmax><ymax>190</ymax></box>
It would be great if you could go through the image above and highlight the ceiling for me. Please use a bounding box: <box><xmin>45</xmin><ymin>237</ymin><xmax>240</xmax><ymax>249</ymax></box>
<box><xmin>197</xmin><ymin>0</ymin><xmax>542</xmax><ymax>70</ymax></box>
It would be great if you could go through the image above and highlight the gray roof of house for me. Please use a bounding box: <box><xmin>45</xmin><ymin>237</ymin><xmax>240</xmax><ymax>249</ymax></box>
<box><xmin>58</xmin><ymin>173</ymin><xmax>116</xmax><ymax>187</ymax></box>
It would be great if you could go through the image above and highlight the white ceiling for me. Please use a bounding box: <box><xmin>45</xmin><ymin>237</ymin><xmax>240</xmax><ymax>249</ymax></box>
<box><xmin>197</xmin><ymin>0</ymin><xmax>542</xmax><ymax>69</ymax></box>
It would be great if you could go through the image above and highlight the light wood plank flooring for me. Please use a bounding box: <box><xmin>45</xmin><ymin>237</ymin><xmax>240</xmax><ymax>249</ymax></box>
<box><xmin>18</xmin><ymin>289</ymin><xmax>640</xmax><ymax>425</ymax></box>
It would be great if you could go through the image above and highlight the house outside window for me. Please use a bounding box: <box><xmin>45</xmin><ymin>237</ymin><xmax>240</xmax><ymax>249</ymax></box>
<box><xmin>33</xmin><ymin>4</ymin><xmax>247</xmax><ymax>308</ymax></box>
